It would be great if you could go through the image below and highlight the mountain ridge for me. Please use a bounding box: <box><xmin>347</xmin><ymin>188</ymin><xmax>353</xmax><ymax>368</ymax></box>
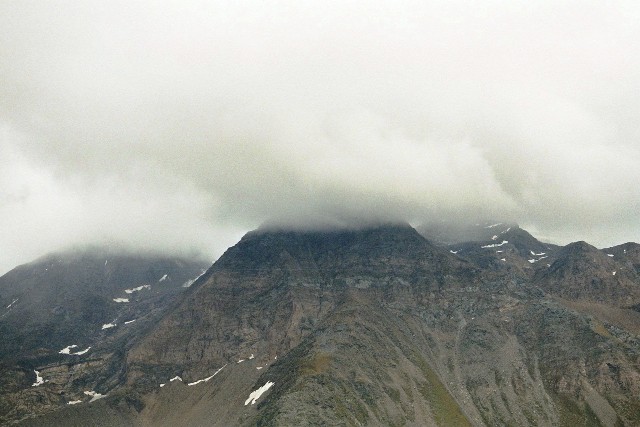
<box><xmin>4</xmin><ymin>223</ymin><xmax>640</xmax><ymax>426</ymax></box>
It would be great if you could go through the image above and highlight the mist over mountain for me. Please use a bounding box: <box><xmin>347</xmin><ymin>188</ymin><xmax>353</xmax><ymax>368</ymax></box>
<box><xmin>2</xmin><ymin>1</ymin><xmax>640</xmax><ymax>274</ymax></box>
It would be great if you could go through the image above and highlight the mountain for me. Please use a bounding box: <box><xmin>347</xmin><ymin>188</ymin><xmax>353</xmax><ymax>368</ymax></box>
<box><xmin>534</xmin><ymin>241</ymin><xmax>640</xmax><ymax>305</ymax></box>
<box><xmin>0</xmin><ymin>248</ymin><xmax>209</xmax><ymax>424</ymax></box>
<box><xmin>419</xmin><ymin>220</ymin><xmax>518</xmax><ymax>246</ymax></box>
<box><xmin>444</xmin><ymin>225</ymin><xmax>559</xmax><ymax>275</ymax></box>
<box><xmin>6</xmin><ymin>225</ymin><xmax>640</xmax><ymax>426</ymax></box>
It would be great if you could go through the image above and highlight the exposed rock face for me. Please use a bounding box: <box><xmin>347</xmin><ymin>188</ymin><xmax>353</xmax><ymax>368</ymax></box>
<box><xmin>534</xmin><ymin>241</ymin><xmax>640</xmax><ymax>305</ymax></box>
<box><xmin>0</xmin><ymin>248</ymin><xmax>209</xmax><ymax>424</ymax></box>
<box><xmin>448</xmin><ymin>225</ymin><xmax>560</xmax><ymax>275</ymax></box>
<box><xmin>5</xmin><ymin>225</ymin><xmax>640</xmax><ymax>426</ymax></box>
<box><xmin>126</xmin><ymin>224</ymin><xmax>480</xmax><ymax>381</ymax></box>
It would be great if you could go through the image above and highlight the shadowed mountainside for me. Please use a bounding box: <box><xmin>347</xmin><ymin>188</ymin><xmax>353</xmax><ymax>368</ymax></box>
<box><xmin>0</xmin><ymin>248</ymin><xmax>209</xmax><ymax>424</ymax></box>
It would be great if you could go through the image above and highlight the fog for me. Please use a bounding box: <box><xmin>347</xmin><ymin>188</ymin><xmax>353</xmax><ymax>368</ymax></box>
<box><xmin>1</xmin><ymin>1</ymin><xmax>639</xmax><ymax>274</ymax></box>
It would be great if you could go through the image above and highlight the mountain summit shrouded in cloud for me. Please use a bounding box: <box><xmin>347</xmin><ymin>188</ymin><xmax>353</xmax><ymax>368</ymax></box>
<box><xmin>1</xmin><ymin>0</ymin><xmax>640</xmax><ymax>274</ymax></box>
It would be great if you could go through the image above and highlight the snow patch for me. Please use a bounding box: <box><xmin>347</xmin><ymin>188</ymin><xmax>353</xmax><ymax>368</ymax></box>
<box><xmin>32</xmin><ymin>370</ymin><xmax>45</xmax><ymax>387</ymax></box>
<box><xmin>59</xmin><ymin>345</ymin><xmax>78</xmax><ymax>354</ymax></box>
<box><xmin>482</xmin><ymin>241</ymin><xmax>508</xmax><ymax>249</ymax></box>
<box><xmin>500</xmin><ymin>258</ymin><xmax>506</xmax><ymax>262</ymax></box>
<box><xmin>74</xmin><ymin>347</ymin><xmax>91</xmax><ymax>355</ymax></box>
<box><xmin>249</xmin><ymin>354</ymin><xmax>255</xmax><ymax>360</ymax></box>
<box><xmin>84</xmin><ymin>391</ymin><xmax>105</xmax><ymax>402</ymax></box>
<box><xmin>187</xmin><ymin>364</ymin><xmax>227</xmax><ymax>386</ymax></box>
<box><xmin>491</xmin><ymin>235</ymin><xmax>498</xmax><ymax>240</ymax></box>
<box><xmin>530</xmin><ymin>251</ymin><xmax>546</xmax><ymax>256</ymax></box>
<box><xmin>256</xmin><ymin>367</ymin><xmax>263</xmax><ymax>370</ymax></box>
<box><xmin>613</xmin><ymin>271</ymin><xmax>617</xmax><ymax>276</ymax></box>
<box><xmin>101</xmin><ymin>323</ymin><xmax>116</xmax><ymax>330</ymax></box>
<box><xmin>485</xmin><ymin>223</ymin><xmax>502</xmax><ymax>229</ymax></box>
<box><xmin>113</xmin><ymin>298</ymin><xmax>129</xmax><ymax>303</ymax></box>
<box><xmin>244</xmin><ymin>381</ymin><xmax>275</xmax><ymax>405</ymax></box>
<box><xmin>170</xmin><ymin>376</ymin><xmax>182</xmax><ymax>382</ymax></box>
<box><xmin>607</xmin><ymin>254</ymin><xmax>614</xmax><ymax>257</ymax></box>
<box><xmin>182</xmin><ymin>269</ymin><xmax>207</xmax><ymax>288</ymax></box>
<box><xmin>238</xmin><ymin>359</ymin><xmax>245</xmax><ymax>363</ymax></box>
<box><xmin>449</xmin><ymin>250</ymin><xmax>459</xmax><ymax>254</ymax></box>
<box><xmin>124</xmin><ymin>319</ymin><xmax>136</xmax><ymax>324</ymax></box>
<box><xmin>60</xmin><ymin>345</ymin><xmax>90</xmax><ymax>355</ymax></box>
<box><xmin>124</xmin><ymin>285</ymin><xmax>151</xmax><ymax>294</ymax></box>
<box><xmin>6</xmin><ymin>299</ymin><xmax>18</xmax><ymax>309</ymax></box>
<box><xmin>159</xmin><ymin>274</ymin><xmax>168</xmax><ymax>282</ymax></box>
<box><xmin>67</xmin><ymin>400</ymin><xmax>82</xmax><ymax>405</ymax></box>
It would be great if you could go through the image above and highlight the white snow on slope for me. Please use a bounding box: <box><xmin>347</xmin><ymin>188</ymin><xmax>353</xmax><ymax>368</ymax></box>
<box><xmin>161</xmin><ymin>376</ymin><xmax>183</xmax><ymax>388</ymax></box>
<box><xmin>449</xmin><ymin>249</ymin><xmax>459</xmax><ymax>254</ymax></box>
<box><xmin>183</xmin><ymin>269</ymin><xmax>207</xmax><ymax>288</ymax></box>
<box><xmin>187</xmin><ymin>364</ymin><xmax>227</xmax><ymax>386</ymax></box>
<box><xmin>613</xmin><ymin>271</ymin><xmax>617</xmax><ymax>276</ymax></box>
<box><xmin>32</xmin><ymin>370</ymin><xmax>45</xmax><ymax>386</ymax></box>
<box><xmin>84</xmin><ymin>391</ymin><xmax>105</xmax><ymax>402</ymax></box>
<box><xmin>528</xmin><ymin>256</ymin><xmax>548</xmax><ymax>264</ymax></box>
<box><xmin>485</xmin><ymin>223</ymin><xmax>502</xmax><ymax>229</ymax></box>
<box><xmin>124</xmin><ymin>319</ymin><xmax>136</xmax><ymax>324</ymax></box>
<box><xmin>101</xmin><ymin>323</ymin><xmax>116</xmax><ymax>330</ymax></box>
<box><xmin>59</xmin><ymin>345</ymin><xmax>78</xmax><ymax>354</ymax></box>
<box><xmin>6</xmin><ymin>299</ymin><xmax>18</xmax><ymax>309</ymax></box>
<box><xmin>530</xmin><ymin>251</ymin><xmax>546</xmax><ymax>256</ymax></box>
<box><xmin>159</xmin><ymin>274</ymin><xmax>168</xmax><ymax>282</ymax></box>
<box><xmin>59</xmin><ymin>345</ymin><xmax>90</xmax><ymax>355</ymax></box>
<box><xmin>67</xmin><ymin>400</ymin><xmax>82</xmax><ymax>405</ymax></box>
<box><xmin>125</xmin><ymin>285</ymin><xmax>151</xmax><ymax>294</ymax></box>
<box><xmin>244</xmin><ymin>381</ymin><xmax>275</xmax><ymax>405</ymax></box>
<box><xmin>113</xmin><ymin>298</ymin><xmax>129</xmax><ymax>303</ymax></box>
<box><xmin>481</xmin><ymin>241</ymin><xmax>508</xmax><ymax>249</ymax></box>
<box><xmin>607</xmin><ymin>254</ymin><xmax>614</xmax><ymax>257</ymax></box>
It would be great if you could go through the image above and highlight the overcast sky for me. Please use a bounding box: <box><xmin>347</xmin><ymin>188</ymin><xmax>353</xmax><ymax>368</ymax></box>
<box><xmin>1</xmin><ymin>0</ymin><xmax>639</xmax><ymax>274</ymax></box>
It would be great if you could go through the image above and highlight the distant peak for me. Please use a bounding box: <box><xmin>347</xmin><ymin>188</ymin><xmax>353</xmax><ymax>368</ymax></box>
<box><xmin>563</xmin><ymin>241</ymin><xmax>597</xmax><ymax>252</ymax></box>
<box><xmin>256</xmin><ymin>219</ymin><xmax>414</xmax><ymax>234</ymax></box>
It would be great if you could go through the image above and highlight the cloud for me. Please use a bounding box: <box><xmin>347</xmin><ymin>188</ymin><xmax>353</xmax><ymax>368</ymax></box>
<box><xmin>1</xmin><ymin>0</ymin><xmax>640</xmax><ymax>273</ymax></box>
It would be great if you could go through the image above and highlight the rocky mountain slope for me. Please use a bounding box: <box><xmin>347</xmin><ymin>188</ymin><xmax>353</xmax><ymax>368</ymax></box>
<box><xmin>5</xmin><ymin>224</ymin><xmax>640</xmax><ymax>426</ymax></box>
<box><xmin>0</xmin><ymin>248</ymin><xmax>209</xmax><ymax>424</ymax></box>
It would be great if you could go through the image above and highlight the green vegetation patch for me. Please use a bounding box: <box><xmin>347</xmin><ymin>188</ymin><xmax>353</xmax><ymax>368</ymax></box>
<box><xmin>412</xmin><ymin>355</ymin><xmax>471</xmax><ymax>427</ymax></box>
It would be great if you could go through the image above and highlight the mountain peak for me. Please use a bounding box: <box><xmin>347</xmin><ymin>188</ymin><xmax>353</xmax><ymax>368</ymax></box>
<box><xmin>419</xmin><ymin>220</ymin><xmax>520</xmax><ymax>245</ymax></box>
